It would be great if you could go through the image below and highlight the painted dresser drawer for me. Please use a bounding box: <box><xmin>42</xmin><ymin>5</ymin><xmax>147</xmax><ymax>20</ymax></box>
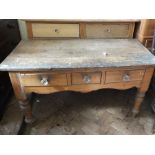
<box><xmin>32</xmin><ymin>23</ymin><xmax>79</xmax><ymax>38</ymax></box>
<box><xmin>71</xmin><ymin>72</ymin><xmax>102</xmax><ymax>85</ymax></box>
<box><xmin>105</xmin><ymin>70</ymin><xmax>145</xmax><ymax>83</ymax></box>
<box><xmin>20</xmin><ymin>73</ymin><xmax>68</xmax><ymax>86</ymax></box>
<box><xmin>85</xmin><ymin>23</ymin><xmax>131</xmax><ymax>38</ymax></box>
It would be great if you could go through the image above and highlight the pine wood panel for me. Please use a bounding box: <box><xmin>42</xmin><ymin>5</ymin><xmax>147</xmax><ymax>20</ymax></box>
<box><xmin>105</xmin><ymin>69</ymin><xmax>145</xmax><ymax>83</ymax></box>
<box><xmin>138</xmin><ymin>20</ymin><xmax>155</xmax><ymax>37</ymax></box>
<box><xmin>85</xmin><ymin>23</ymin><xmax>132</xmax><ymax>38</ymax></box>
<box><xmin>9</xmin><ymin>73</ymin><xmax>27</xmax><ymax>100</ymax></box>
<box><xmin>24</xmin><ymin>81</ymin><xmax>142</xmax><ymax>94</ymax></box>
<box><xmin>20</xmin><ymin>73</ymin><xmax>68</xmax><ymax>86</ymax></box>
<box><xmin>26</xmin><ymin>20</ymin><xmax>136</xmax><ymax>39</ymax></box>
<box><xmin>136</xmin><ymin>19</ymin><xmax>155</xmax><ymax>49</ymax></box>
<box><xmin>71</xmin><ymin>72</ymin><xmax>102</xmax><ymax>85</ymax></box>
<box><xmin>32</xmin><ymin>23</ymin><xmax>79</xmax><ymax>38</ymax></box>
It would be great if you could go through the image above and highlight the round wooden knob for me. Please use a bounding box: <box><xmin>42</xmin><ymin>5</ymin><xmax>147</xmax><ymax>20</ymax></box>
<box><xmin>83</xmin><ymin>75</ymin><xmax>91</xmax><ymax>83</ymax></box>
<box><xmin>122</xmin><ymin>74</ymin><xmax>130</xmax><ymax>81</ymax></box>
<box><xmin>41</xmin><ymin>77</ymin><xmax>49</xmax><ymax>86</ymax></box>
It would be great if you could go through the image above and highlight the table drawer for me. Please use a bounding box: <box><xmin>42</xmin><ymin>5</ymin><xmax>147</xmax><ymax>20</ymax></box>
<box><xmin>20</xmin><ymin>73</ymin><xmax>68</xmax><ymax>86</ymax></box>
<box><xmin>86</xmin><ymin>23</ymin><xmax>130</xmax><ymax>38</ymax></box>
<box><xmin>105</xmin><ymin>70</ymin><xmax>145</xmax><ymax>83</ymax></box>
<box><xmin>32</xmin><ymin>23</ymin><xmax>79</xmax><ymax>38</ymax></box>
<box><xmin>71</xmin><ymin>72</ymin><xmax>102</xmax><ymax>85</ymax></box>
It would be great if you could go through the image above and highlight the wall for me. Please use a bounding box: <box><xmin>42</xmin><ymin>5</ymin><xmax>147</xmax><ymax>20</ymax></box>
<box><xmin>18</xmin><ymin>20</ymin><xmax>28</xmax><ymax>40</ymax></box>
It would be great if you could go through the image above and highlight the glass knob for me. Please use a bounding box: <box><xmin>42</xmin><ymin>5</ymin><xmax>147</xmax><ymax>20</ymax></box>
<box><xmin>122</xmin><ymin>74</ymin><xmax>130</xmax><ymax>81</ymax></box>
<box><xmin>41</xmin><ymin>77</ymin><xmax>49</xmax><ymax>86</ymax></box>
<box><xmin>83</xmin><ymin>75</ymin><xmax>91</xmax><ymax>83</ymax></box>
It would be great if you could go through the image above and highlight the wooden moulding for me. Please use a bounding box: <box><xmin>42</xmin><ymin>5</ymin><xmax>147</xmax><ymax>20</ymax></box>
<box><xmin>23</xmin><ymin>81</ymin><xmax>142</xmax><ymax>94</ymax></box>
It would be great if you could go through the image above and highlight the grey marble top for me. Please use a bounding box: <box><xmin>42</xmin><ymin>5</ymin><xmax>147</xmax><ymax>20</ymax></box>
<box><xmin>1</xmin><ymin>39</ymin><xmax>155</xmax><ymax>71</ymax></box>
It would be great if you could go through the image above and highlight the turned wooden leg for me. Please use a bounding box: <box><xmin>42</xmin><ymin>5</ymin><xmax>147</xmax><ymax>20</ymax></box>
<box><xmin>9</xmin><ymin>72</ymin><xmax>35</xmax><ymax>123</ymax></box>
<box><xmin>18</xmin><ymin>96</ymin><xmax>34</xmax><ymax>123</ymax></box>
<box><xmin>132</xmin><ymin>90</ymin><xmax>145</xmax><ymax>116</ymax></box>
<box><xmin>132</xmin><ymin>67</ymin><xmax>154</xmax><ymax>116</ymax></box>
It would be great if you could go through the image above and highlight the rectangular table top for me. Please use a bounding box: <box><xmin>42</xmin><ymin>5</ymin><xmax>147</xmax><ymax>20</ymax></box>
<box><xmin>1</xmin><ymin>39</ymin><xmax>155</xmax><ymax>71</ymax></box>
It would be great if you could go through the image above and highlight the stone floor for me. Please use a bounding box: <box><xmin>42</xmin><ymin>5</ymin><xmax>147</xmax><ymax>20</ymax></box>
<box><xmin>0</xmin><ymin>88</ymin><xmax>155</xmax><ymax>135</ymax></box>
<box><xmin>0</xmin><ymin>97</ymin><xmax>23</xmax><ymax>135</ymax></box>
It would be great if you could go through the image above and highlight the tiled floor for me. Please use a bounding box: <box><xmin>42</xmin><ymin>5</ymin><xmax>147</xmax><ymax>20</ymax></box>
<box><xmin>0</xmin><ymin>88</ymin><xmax>155</xmax><ymax>135</ymax></box>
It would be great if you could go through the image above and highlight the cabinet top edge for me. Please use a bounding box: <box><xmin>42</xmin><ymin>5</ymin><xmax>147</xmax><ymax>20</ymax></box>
<box><xmin>22</xmin><ymin>19</ymin><xmax>140</xmax><ymax>23</ymax></box>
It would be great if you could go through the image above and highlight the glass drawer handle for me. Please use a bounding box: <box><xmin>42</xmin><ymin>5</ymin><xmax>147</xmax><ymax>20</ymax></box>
<box><xmin>83</xmin><ymin>75</ymin><xmax>91</xmax><ymax>83</ymax></box>
<box><xmin>41</xmin><ymin>77</ymin><xmax>49</xmax><ymax>86</ymax></box>
<box><xmin>122</xmin><ymin>74</ymin><xmax>130</xmax><ymax>81</ymax></box>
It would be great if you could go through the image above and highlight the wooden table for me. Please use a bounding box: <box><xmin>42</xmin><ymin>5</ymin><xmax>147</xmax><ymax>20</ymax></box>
<box><xmin>1</xmin><ymin>39</ymin><xmax>155</xmax><ymax>123</ymax></box>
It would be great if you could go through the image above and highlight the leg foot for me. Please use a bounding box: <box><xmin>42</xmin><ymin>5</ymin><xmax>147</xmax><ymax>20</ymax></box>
<box><xmin>19</xmin><ymin>98</ymin><xmax>34</xmax><ymax>124</ymax></box>
<box><xmin>131</xmin><ymin>108</ymin><xmax>139</xmax><ymax>117</ymax></box>
<box><xmin>152</xmin><ymin>119</ymin><xmax>155</xmax><ymax>134</ymax></box>
<box><xmin>25</xmin><ymin>117</ymin><xmax>36</xmax><ymax>124</ymax></box>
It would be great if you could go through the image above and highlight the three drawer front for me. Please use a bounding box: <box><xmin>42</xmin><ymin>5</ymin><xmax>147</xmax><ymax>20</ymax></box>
<box><xmin>20</xmin><ymin>73</ymin><xmax>68</xmax><ymax>86</ymax></box>
<box><xmin>71</xmin><ymin>72</ymin><xmax>102</xmax><ymax>85</ymax></box>
<box><xmin>105</xmin><ymin>70</ymin><xmax>145</xmax><ymax>83</ymax></box>
<box><xmin>86</xmin><ymin>24</ymin><xmax>130</xmax><ymax>38</ymax></box>
<box><xmin>32</xmin><ymin>23</ymin><xmax>79</xmax><ymax>38</ymax></box>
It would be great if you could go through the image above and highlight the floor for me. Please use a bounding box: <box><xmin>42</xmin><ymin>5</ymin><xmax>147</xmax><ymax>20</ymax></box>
<box><xmin>0</xmin><ymin>88</ymin><xmax>155</xmax><ymax>135</ymax></box>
